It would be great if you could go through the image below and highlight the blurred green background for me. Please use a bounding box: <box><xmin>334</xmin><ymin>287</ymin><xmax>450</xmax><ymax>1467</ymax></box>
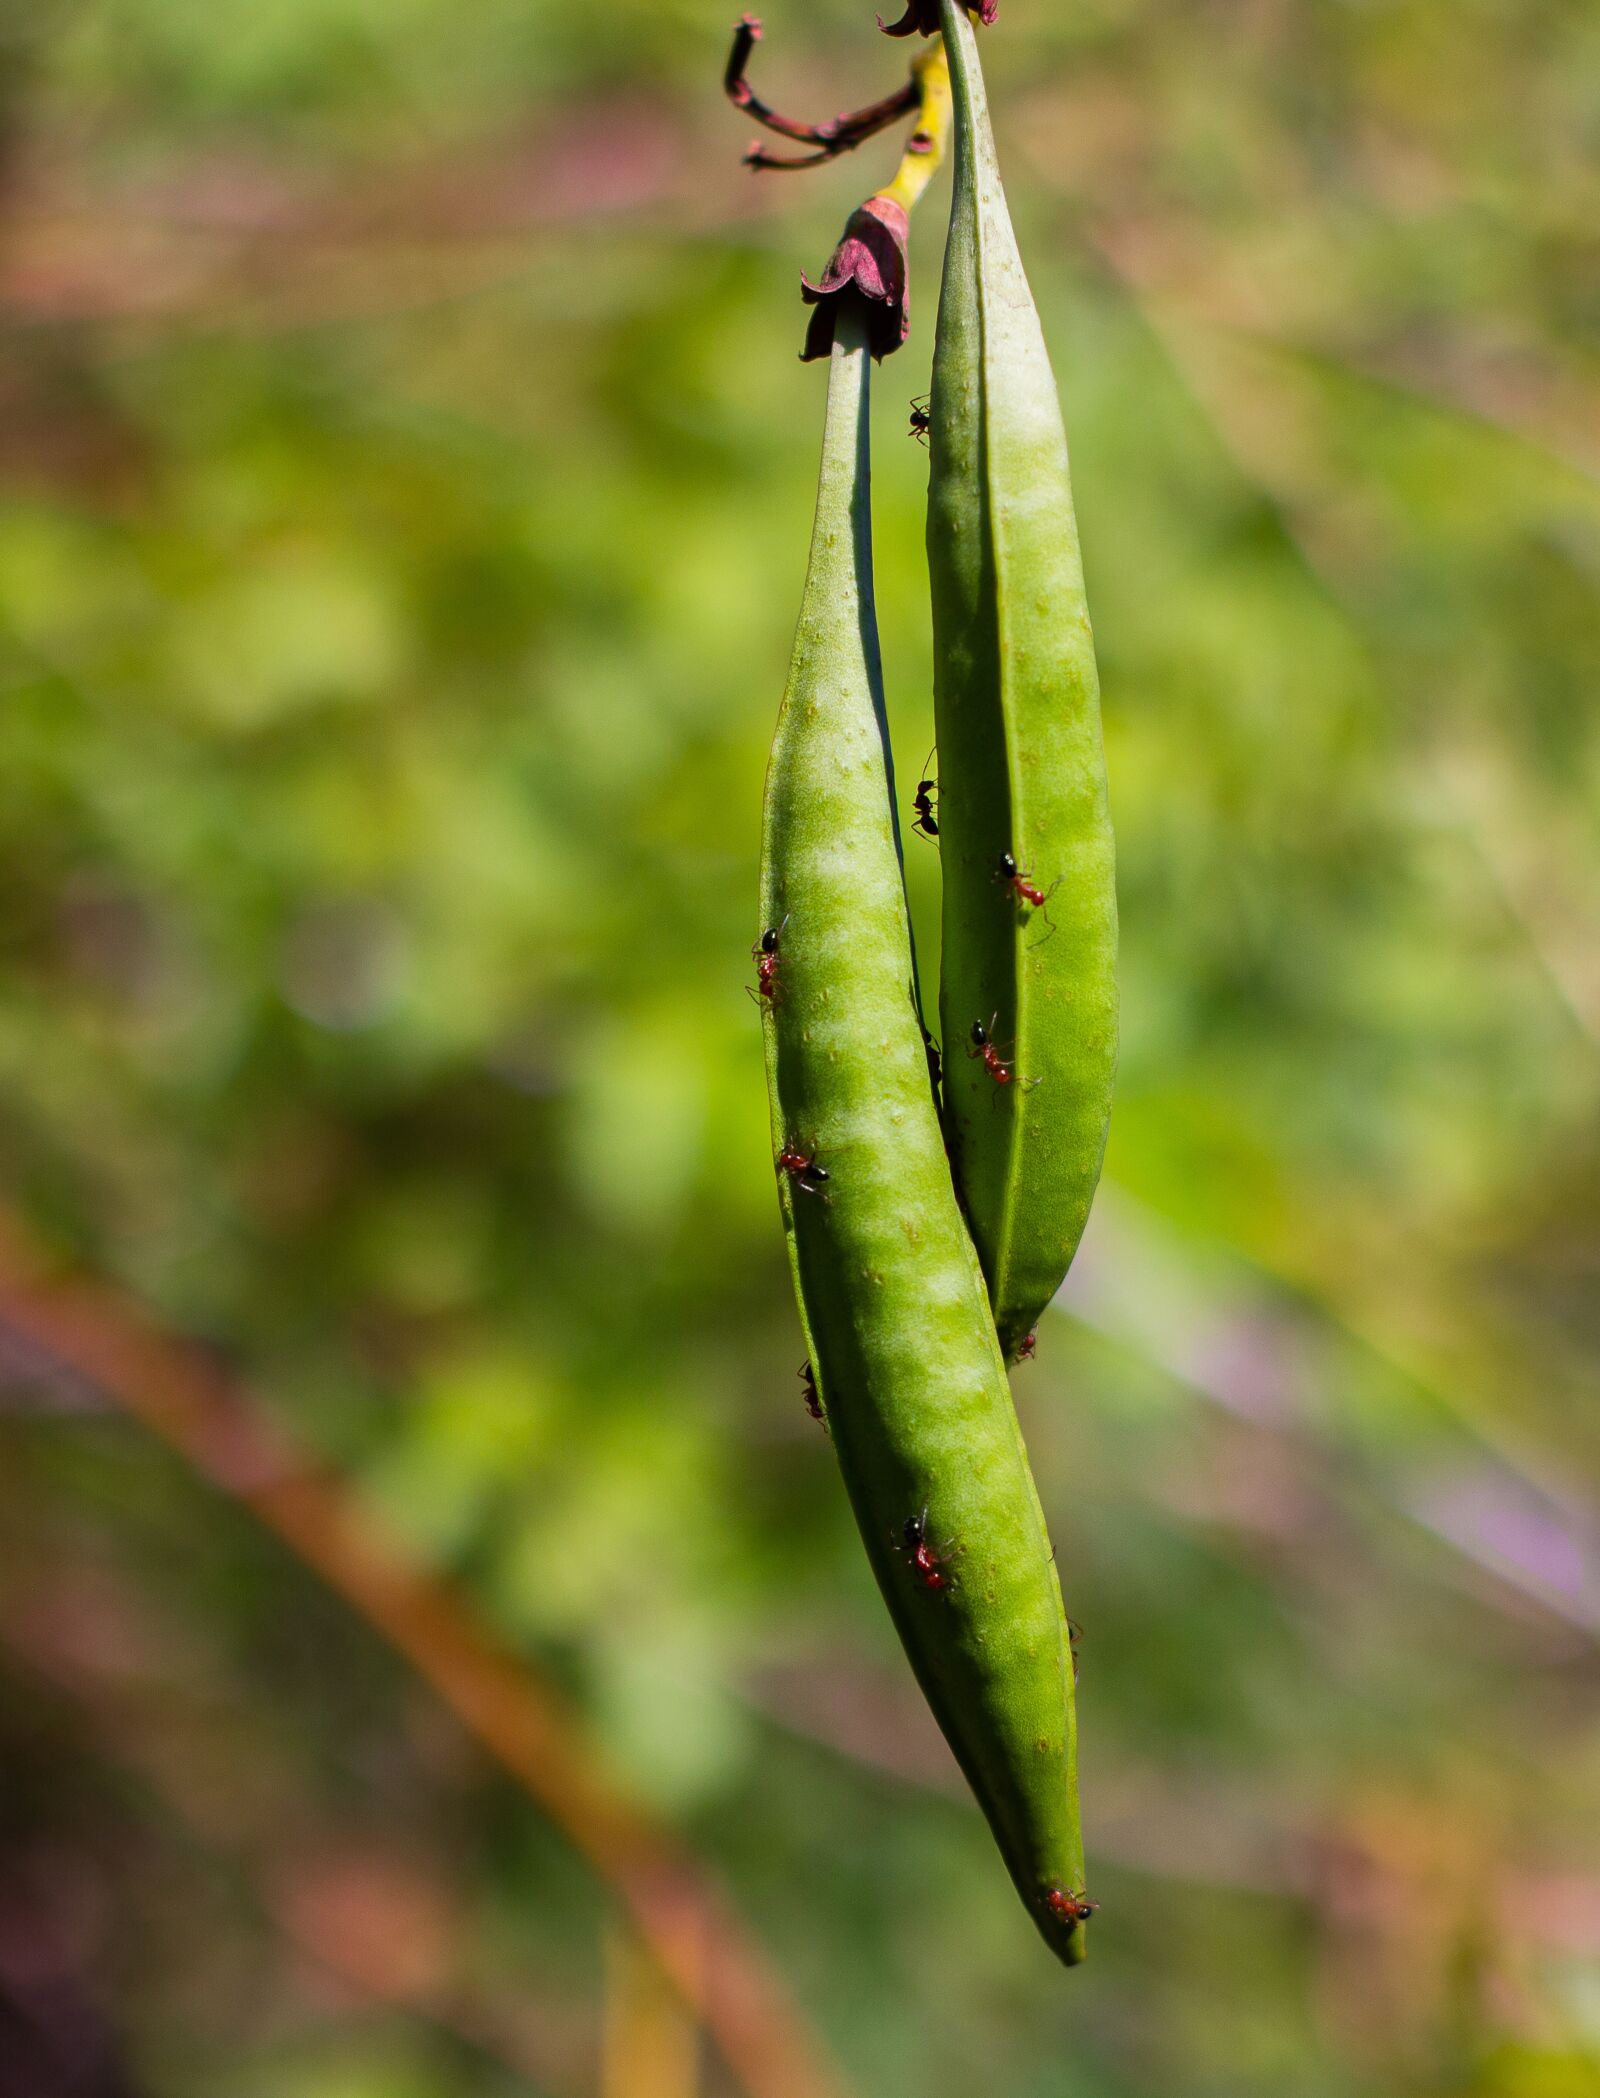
<box><xmin>1</xmin><ymin>1</ymin><xmax>1597</xmax><ymax>2093</ymax></box>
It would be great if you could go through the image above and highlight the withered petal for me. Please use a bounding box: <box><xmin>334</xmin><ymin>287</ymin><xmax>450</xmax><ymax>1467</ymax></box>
<box><xmin>799</xmin><ymin>196</ymin><xmax>912</xmax><ymax>362</ymax></box>
<box><xmin>879</xmin><ymin>0</ymin><xmax>995</xmax><ymax>38</ymax></box>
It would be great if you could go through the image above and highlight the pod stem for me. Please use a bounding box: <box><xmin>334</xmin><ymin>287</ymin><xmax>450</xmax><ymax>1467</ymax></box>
<box><xmin>808</xmin><ymin>297</ymin><xmax>879</xmax><ymax>684</ymax></box>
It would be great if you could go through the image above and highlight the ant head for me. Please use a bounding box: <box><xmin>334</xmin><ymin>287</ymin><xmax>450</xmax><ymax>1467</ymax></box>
<box><xmin>806</xmin><ymin>1163</ymin><xmax>830</xmax><ymax>1185</ymax></box>
<box><xmin>902</xmin><ymin>1512</ymin><xmax>926</xmax><ymax>1547</ymax></box>
<box><xmin>760</xmin><ymin>927</ymin><xmax>780</xmax><ymax>955</ymax></box>
<box><xmin>970</xmin><ymin>1021</ymin><xmax>989</xmax><ymax>1047</ymax></box>
<box><xmin>997</xmin><ymin>852</ymin><xmax>1019</xmax><ymax>880</ymax></box>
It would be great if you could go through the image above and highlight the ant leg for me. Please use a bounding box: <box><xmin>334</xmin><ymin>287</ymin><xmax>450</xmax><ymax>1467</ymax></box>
<box><xmin>1032</xmin><ymin>876</ymin><xmax>1065</xmax><ymax>943</ymax></box>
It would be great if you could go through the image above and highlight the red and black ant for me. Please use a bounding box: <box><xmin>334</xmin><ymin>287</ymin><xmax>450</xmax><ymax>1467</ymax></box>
<box><xmin>900</xmin><ymin>1507</ymin><xmax>955</xmax><ymax>1593</ymax></box>
<box><xmin>968</xmin><ymin>1015</ymin><xmax>1013</xmax><ymax>1088</ymax></box>
<box><xmin>777</xmin><ymin>1144</ymin><xmax>830</xmax><ymax>1197</ymax></box>
<box><xmin>995</xmin><ymin>851</ymin><xmax>1061</xmax><ymax>939</ymax></box>
<box><xmin>1016</xmin><ymin>1330</ymin><xmax>1038</xmax><ymax>1363</ymax></box>
<box><xmin>748</xmin><ymin>915</ymin><xmax>789</xmax><ymax>1004</ymax></box>
<box><xmin>909</xmin><ymin>395</ymin><xmax>931</xmax><ymax>447</ymax></box>
<box><xmin>911</xmin><ymin>748</ymin><xmax>939</xmax><ymax>841</ymax></box>
<box><xmin>799</xmin><ymin>1362</ymin><xmax>825</xmax><ymax>1424</ymax></box>
<box><xmin>1044</xmin><ymin>1887</ymin><xmax>1099</xmax><ymax>1925</ymax></box>
<box><xmin>968</xmin><ymin>1016</ymin><xmax>1040</xmax><ymax>1102</ymax></box>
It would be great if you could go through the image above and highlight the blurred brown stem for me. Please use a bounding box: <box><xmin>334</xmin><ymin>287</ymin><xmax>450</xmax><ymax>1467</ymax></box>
<box><xmin>0</xmin><ymin>1617</ymin><xmax>583</xmax><ymax>2097</ymax></box>
<box><xmin>0</xmin><ymin>1209</ymin><xmax>851</xmax><ymax>2098</ymax></box>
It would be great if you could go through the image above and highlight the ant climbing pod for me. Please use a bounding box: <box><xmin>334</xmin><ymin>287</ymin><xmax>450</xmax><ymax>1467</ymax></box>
<box><xmin>1015</xmin><ymin>1330</ymin><xmax>1038</xmax><ymax>1363</ymax></box>
<box><xmin>969</xmin><ymin>1015</ymin><xmax>1013</xmax><ymax>1088</ymax></box>
<box><xmin>908</xmin><ymin>395</ymin><xmax>931</xmax><ymax>447</ymax></box>
<box><xmin>776</xmin><ymin>1144</ymin><xmax>830</xmax><ymax>1197</ymax></box>
<box><xmin>748</xmin><ymin>914</ymin><xmax>790</xmax><ymax>1004</ymax></box>
<box><xmin>1044</xmin><ymin>1887</ymin><xmax>1099</xmax><ymax>1925</ymax></box>
<box><xmin>899</xmin><ymin>1507</ymin><xmax>955</xmax><ymax>1593</ymax></box>
<box><xmin>968</xmin><ymin>1017</ymin><xmax>1041</xmax><ymax>1103</ymax></box>
<box><xmin>799</xmin><ymin>1362</ymin><xmax>824</xmax><ymax>1424</ymax></box>
<box><xmin>910</xmin><ymin>748</ymin><xmax>939</xmax><ymax>841</ymax></box>
<box><xmin>995</xmin><ymin>851</ymin><xmax>1060</xmax><ymax>916</ymax></box>
<box><xmin>994</xmin><ymin>851</ymin><xmax>1062</xmax><ymax>942</ymax></box>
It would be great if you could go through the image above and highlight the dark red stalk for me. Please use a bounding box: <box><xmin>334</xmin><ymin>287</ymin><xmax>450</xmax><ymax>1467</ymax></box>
<box><xmin>725</xmin><ymin>15</ymin><xmax>920</xmax><ymax>170</ymax></box>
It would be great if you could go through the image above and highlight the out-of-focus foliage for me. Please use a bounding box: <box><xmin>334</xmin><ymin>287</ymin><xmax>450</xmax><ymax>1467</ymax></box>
<box><xmin>0</xmin><ymin>2</ymin><xmax>1596</xmax><ymax>2094</ymax></box>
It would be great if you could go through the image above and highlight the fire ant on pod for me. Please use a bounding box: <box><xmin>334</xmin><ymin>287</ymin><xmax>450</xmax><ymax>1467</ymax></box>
<box><xmin>1016</xmin><ymin>1330</ymin><xmax>1039</xmax><ymax>1363</ymax></box>
<box><xmin>777</xmin><ymin>1144</ymin><xmax>830</xmax><ymax>1198</ymax></box>
<box><xmin>908</xmin><ymin>395</ymin><xmax>931</xmax><ymax>447</ymax></box>
<box><xmin>900</xmin><ymin>1507</ymin><xmax>955</xmax><ymax>1593</ymax></box>
<box><xmin>968</xmin><ymin>1017</ymin><xmax>1041</xmax><ymax>1103</ymax></box>
<box><xmin>799</xmin><ymin>1362</ymin><xmax>825</xmax><ymax>1424</ymax></box>
<box><xmin>1044</xmin><ymin>1887</ymin><xmax>1099</xmax><ymax>1926</ymax></box>
<box><xmin>969</xmin><ymin>1016</ymin><xmax>1013</xmax><ymax>1088</ymax></box>
<box><xmin>911</xmin><ymin>748</ymin><xmax>939</xmax><ymax>841</ymax></box>
<box><xmin>748</xmin><ymin>915</ymin><xmax>789</xmax><ymax>1004</ymax></box>
<box><xmin>995</xmin><ymin>852</ymin><xmax>1061</xmax><ymax>941</ymax></box>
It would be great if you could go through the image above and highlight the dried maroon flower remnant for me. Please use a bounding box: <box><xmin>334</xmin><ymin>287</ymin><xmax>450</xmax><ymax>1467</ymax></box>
<box><xmin>800</xmin><ymin>196</ymin><xmax>911</xmax><ymax>362</ymax></box>
<box><xmin>881</xmin><ymin>0</ymin><xmax>996</xmax><ymax>38</ymax></box>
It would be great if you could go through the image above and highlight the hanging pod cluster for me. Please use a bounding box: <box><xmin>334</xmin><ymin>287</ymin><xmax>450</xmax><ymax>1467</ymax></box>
<box><xmin>730</xmin><ymin>4</ymin><xmax>1115</xmax><ymax>1967</ymax></box>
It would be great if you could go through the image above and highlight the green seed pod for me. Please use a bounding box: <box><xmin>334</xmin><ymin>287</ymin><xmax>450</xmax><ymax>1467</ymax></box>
<box><xmin>926</xmin><ymin>0</ymin><xmax>1119</xmax><ymax>1363</ymax></box>
<box><xmin>759</xmin><ymin>297</ymin><xmax>1089</xmax><ymax>1967</ymax></box>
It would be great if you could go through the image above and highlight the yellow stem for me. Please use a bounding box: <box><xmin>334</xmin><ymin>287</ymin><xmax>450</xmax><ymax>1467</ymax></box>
<box><xmin>876</xmin><ymin>40</ymin><xmax>953</xmax><ymax>216</ymax></box>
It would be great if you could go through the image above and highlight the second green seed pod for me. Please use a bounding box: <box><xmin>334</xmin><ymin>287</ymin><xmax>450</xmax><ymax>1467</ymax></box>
<box><xmin>926</xmin><ymin>0</ymin><xmax>1119</xmax><ymax>1362</ymax></box>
